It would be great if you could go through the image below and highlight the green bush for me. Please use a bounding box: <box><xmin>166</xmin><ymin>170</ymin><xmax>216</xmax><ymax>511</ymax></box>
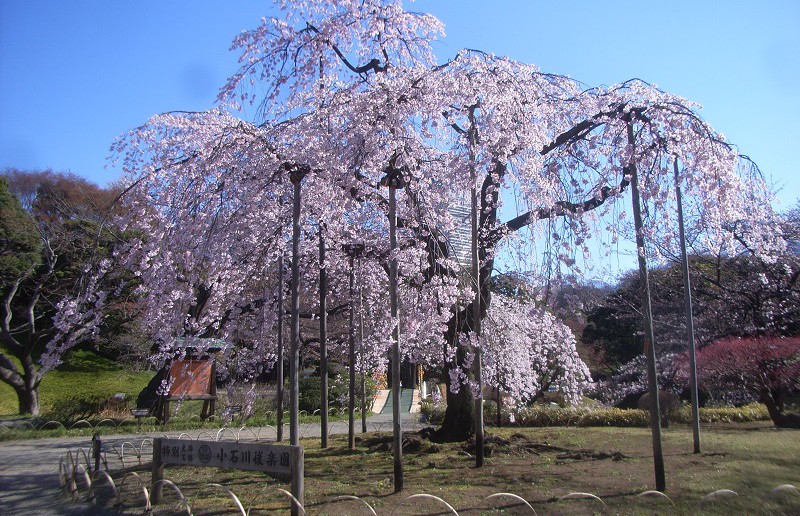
<box><xmin>489</xmin><ymin>402</ymin><xmax>771</xmax><ymax>428</ymax></box>
<box><xmin>511</xmin><ymin>406</ymin><xmax>587</xmax><ymax>427</ymax></box>
<box><xmin>45</xmin><ymin>392</ymin><xmax>130</xmax><ymax>422</ymax></box>
<box><xmin>419</xmin><ymin>399</ymin><xmax>446</xmax><ymax>424</ymax></box>
<box><xmin>298</xmin><ymin>370</ymin><xmax>377</xmax><ymax>413</ymax></box>
<box><xmin>576</xmin><ymin>407</ymin><xmax>650</xmax><ymax>427</ymax></box>
<box><xmin>674</xmin><ymin>403</ymin><xmax>770</xmax><ymax>423</ymax></box>
<box><xmin>505</xmin><ymin>406</ymin><xmax>650</xmax><ymax>427</ymax></box>
<box><xmin>423</xmin><ymin>399</ymin><xmax>772</xmax><ymax>429</ymax></box>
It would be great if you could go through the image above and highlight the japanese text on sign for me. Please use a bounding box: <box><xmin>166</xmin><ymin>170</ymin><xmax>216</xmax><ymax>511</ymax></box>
<box><xmin>159</xmin><ymin>438</ymin><xmax>296</xmax><ymax>476</ymax></box>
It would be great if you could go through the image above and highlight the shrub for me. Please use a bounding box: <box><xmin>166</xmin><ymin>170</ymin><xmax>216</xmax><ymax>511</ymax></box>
<box><xmin>298</xmin><ymin>370</ymin><xmax>377</xmax><ymax>413</ymax></box>
<box><xmin>673</xmin><ymin>403</ymin><xmax>770</xmax><ymax>423</ymax></box>
<box><xmin>575</xmin><ymin>407</ymin><xmax>650</xmax><ymax>427</ymax></box>
<box><xmin>45</xmin><ymin>392</ymin><xmax>129</xmax><ymax>422</ymax></box>
<box><xmin>494</xmin><ymin>405</ymin><xmax>655</xmax><ymax>427</ymax></box>
<box><xmin>419</xmin><ymin>399</ymin><xmax>446</xmax><ymax>425</ymax></box>
<box><xmin>498</xmin><ymin>403</ymin><xmax>769</xmax><ymax>427</ymax></box>
<box><xmin>696</xmin><ymin>336</ymin><xmax>800</xmax><ymax>409</ymax></box>
<box><xmin>426</xmin><ymin>399</ymin><xmax>770</xmax><ymax>429</ymax></box>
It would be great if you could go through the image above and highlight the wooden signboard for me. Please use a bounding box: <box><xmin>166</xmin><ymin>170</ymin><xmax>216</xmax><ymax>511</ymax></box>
<box><xmin>168</xmin><ymin>360</ymin><xmax>214</xmax><ymax>397</ymax></box>
<box><xmin>157</xmin><ymin>438</ymin><xmax>297</xmax><ymax>477</ymax></box>
<box><xmin>161</xmin><ymin>359</ymin><xmax>217</xmax><ymax>423</ymax></box>
<box><xmin>152</xmin><ymin>438</ymin><xmax>304</xmax><ymax>514</ymax></box>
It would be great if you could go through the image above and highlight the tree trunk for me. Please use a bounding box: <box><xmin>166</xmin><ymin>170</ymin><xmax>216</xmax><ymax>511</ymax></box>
<box><xmin>434</xmin><ymin>264</ymin><xmax>492</xmax><ymax>442</ymax></box>
<box><xmin>434</xmin><ymin>384</ymin><xmax>474</xmax><ymax>442</ymax></box>
<box><xmin>761</xmin><ymin>389</ymin><xmax>800</xmax><ymax>429</ymax></box>
<box><xmin>432</xmin><ymin>224</ymin><xmax>495</xmax><ymax>442</ymax></box>
<box><xmin>427</xmin><ymin>150</ymin><xmax>625</xmax><ymax>443</ymax></box>
<box><xmin>4</xmin><ymin>354</ymin><xmax>42</xmax><ymax>416</ymax></box>
<box><xmin>16</xmin><ymin>383</ymin><xmax>40</xmax><ymax>416</ymax></box>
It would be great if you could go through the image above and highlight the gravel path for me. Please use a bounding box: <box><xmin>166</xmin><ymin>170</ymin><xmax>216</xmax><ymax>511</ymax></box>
<box><xmin>0</xmin><ymin>412</ymin><xmax>422</xmax><ymax>515</ymax></box>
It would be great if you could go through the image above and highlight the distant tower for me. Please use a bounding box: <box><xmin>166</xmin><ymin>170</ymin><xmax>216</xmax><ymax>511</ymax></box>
<box><xmin>446</xmin><ymin>201</ymin><xmax>472</xmax><ymax>268</ymax></box>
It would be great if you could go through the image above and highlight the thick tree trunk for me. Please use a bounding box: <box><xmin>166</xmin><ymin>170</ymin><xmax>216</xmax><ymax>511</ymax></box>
<box><xmin>435</xmin><ymin>384</ymin><xmax>474</xmax><ymax>442</ymax></box>
<box><xmin>16</xmin><ymin>385</ymin><xmax>40</xmax><ymax>416</ymax></box>
<box><xmin>761</xmin><ymin>389</ymin><xmax>800</xmax><ymax>429</ymax></box>
<box><xmin>425</xmin><ymin>142</ymin><xmax>629</xmax><ymax>443</ymax></box>
<box><xmin>431</xmin><ymin>163</ymin><xmax>501</xmax><ymax>443</ymax></box>
<box><xmin>434</xmin><ymin>261</ymin><xmax>493</xmax><ymax>442</ymax></box>
<box><xmin>1</xmin><ymin>352</ymin><xmax>41</xmax><ymax>416</ymax></box>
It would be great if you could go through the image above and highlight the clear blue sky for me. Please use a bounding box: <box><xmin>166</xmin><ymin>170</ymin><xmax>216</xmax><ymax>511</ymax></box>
<box><xmin>1</xmin><ymin>0</ymin><xmax>798</xmax><ymax>209</ymax></box>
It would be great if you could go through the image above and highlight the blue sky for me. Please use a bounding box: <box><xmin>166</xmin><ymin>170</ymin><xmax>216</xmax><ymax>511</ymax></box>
<box><xmin>1</xmin><ymin>0</ymin><xmax>798</xmax><ymax>209</ymax></box>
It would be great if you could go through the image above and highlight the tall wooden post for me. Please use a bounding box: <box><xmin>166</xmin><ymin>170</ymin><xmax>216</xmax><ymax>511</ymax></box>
<box><xmin>151</xmin><ymin>438</ymin><xmax>164</xmax><ymax>504</ymax></box>
<box><xmin>288</xmin><ymin>164</ymin><xmax>308</xmax><ymax>447</ymax></box>
<box><xmin>359</xmin><ymin>254</ymin><xmax>368</xmax><ymax>434</ymax></box>
<box><xmin>290</xmin><ymin>446</ymin><xmax>305</xmax><ymax>516</ymax></box>
<box><xmin>348</xmin><ymin>253</ymin><xmax>357</xmax><ymax>449</ymax></box>
<box><xmin>319</xmin><ymin>224</ymin><xmax>329</xmax><ymax>448</ymax></box>
<box><xmin>276</xmin><ymin>251</ymin><xmax>285</xmax><ymax>441</ymax></box>
<box><xmin>627</xmin><ymin>119</ymin><xmax>666</xmax><ymax>491</ymax></box>
<box><xmin>496</xmin><ymin>377</ymin><xmax>502</xmax><ymax>428</ymax></box>
<box><xmin>381</xmin><ymin>163</ymin><xmax>405</xmax><ymax>493</ymax></box>
<box><xmin>674</xmin><ymin>157</ymin><xmax>701</xmax><ymax>454</ymax></box>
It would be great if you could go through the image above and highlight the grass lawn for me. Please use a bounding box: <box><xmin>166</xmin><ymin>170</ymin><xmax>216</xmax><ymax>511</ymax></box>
<box><xmin>0</xmin><ymin>350</ymin><xmax>154</xmax><ymax>417</ymax></box>
<box><xmin>108</xmin><ymin>422</ymin><xmax>800</xmax><ymax>515</ymax></box>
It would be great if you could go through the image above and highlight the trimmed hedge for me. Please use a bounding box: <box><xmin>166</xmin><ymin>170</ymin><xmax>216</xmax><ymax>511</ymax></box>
<box><xmin>510</xmin><ymin>406</ymin><xmax>650</xmax><ymax>427</ymax></box>
<box><xmin>421</xmin><ymin>400</ymin><xmax>770</xmax><ymax>428</ymax></box>
<box><xmin>674</xmin><ymin>403</ymin><xmax>769</xmax><ymax>424</ymax></box>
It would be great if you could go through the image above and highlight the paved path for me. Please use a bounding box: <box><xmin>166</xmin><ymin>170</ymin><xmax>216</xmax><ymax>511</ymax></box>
<box><xmin>0</xmin><ymin>412</ymin><xmax>423</xmax><ymax>515</ymax></box>
<box><xmin>380</xmin><ymin>388</ymin><xmax>415</xmax><ymax>415</ymax></box>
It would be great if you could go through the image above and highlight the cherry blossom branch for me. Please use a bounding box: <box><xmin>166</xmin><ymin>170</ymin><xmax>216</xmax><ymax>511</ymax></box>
<box><xmin>305</xmin><ymin>23</ymin><xmax>388</xmax><ymax>74</ymax></box>
<box><xmin>488</xmin><ymin>171</ymin><xmax>631</xmax><ymax>247</ymax></box>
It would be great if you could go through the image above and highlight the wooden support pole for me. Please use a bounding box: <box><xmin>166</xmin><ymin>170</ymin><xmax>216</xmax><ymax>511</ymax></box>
<box><xmin>319</xmin><ymin>224</ymin><xmax>329</xmax><ymax>449</ymax></box>
<box><xmin>277</xmin><ymin>251</ymin><xmax>285</xmax><ymax>442</ymax></box>
<box><xmin>382</xmin><ymin>163</ymin><xmax>405</xmax><ymax>493</ymax></box>
<box><xmin>627</xmin><ymin>119</ymin><xmax>666</xmax><ymax>492</ymax></box>
<box><xmin>151</xmin><ymin>438</ymin><xmax>164</xmax><ymax>505</ymax></box>
<box><xmin>359</xmin><ymin>255</ymin><xmax>368</xmax><ymax>434</ymax></box>
<box><xmin>288</xmin><ymin>165</ymin><xmax>307</xmax><ymax>447</ymax></box>
<box><xmin>469</xmin><ymin>118</ymin><xmax>485</xmax><ymax>468</ymax></box>
<box><xmin>389</xmin><ymin>182</ymin><xmax>403</xmax><ymax>492</ymax></box>
<box><xmin>674</xmin><ymin>157</ymin><xmax>702</xmax><ymax>454</ymax></box>
<box><xmin>348</xmin><ymin>253</ymin><xmax>356</xmax><ymax>450</ymax></box>
<box><xmin>290</xmin><ymin>446</ymin><xmax>305</xmax><ymax>516</ymax></box>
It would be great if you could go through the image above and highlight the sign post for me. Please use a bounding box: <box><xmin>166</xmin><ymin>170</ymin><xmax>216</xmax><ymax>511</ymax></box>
<box><xmin>152</xmin><ymin>438</ymin><xmax>303</xmax><ymax>513</ymax></box>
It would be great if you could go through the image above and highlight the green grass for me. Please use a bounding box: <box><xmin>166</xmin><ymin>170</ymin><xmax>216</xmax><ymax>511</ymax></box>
<box><xmin>0</xmin><ymin>349</ymin><xmax>154</xmax><ymax>417</ymax></box>
<box><xmin>117</xmin><ymin>423</ymin><xmax>800</xmax><ymax>515</ymax></box>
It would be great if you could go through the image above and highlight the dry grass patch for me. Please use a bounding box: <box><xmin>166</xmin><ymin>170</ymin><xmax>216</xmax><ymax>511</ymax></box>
<box><xmin>126</xmin><ymin>422</ymin><xmax>800</xmax><ymax>515</ymax></box>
